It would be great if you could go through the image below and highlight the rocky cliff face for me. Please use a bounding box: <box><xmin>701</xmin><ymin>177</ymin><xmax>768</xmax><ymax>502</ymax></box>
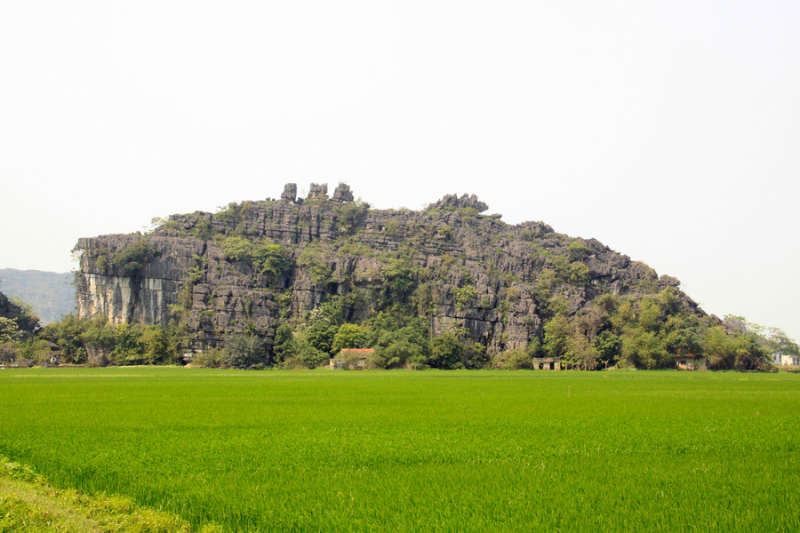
<box><xmin>75</xmin><ymin>184</ymin><xmax>704</xmax><ymax>353</ymax></box>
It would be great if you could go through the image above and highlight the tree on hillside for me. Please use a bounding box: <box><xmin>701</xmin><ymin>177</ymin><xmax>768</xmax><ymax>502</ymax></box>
<box><xmin>704</xmin><ymin>316</ymin><xmax>772</xmax><ymax>371</ymax></box>
<box><xmin>594</xmin><ymin>330</ymin><xmax>621</xmax><ymax>368</ymax></box>
<box><xmin>332</xmin><ymin>323</ymin><xmax>368</xmax><ymax>353</ymax></box>
<box><xmin>224</xmin><ymin>333</ymin><xmax>266</xmax><ymax>369</ymax></box>
<box><xmin>379</xmin><ymin>340</ymin><xmax>426</xmax><ymax>369</ymax></box>
<box><xmin>0</xmin><ymin>317</ymin><xmax>21</xmax><ymax>344</ymax></box>
<box><xmin>543</xmin><ymin>314</ymin><xmax>570</xmax><ymax>359</ymax></box>
<box><xmin>428</xmin><ymin>332</ymin><xmax>462</xmax><ymax>369</ymax></box>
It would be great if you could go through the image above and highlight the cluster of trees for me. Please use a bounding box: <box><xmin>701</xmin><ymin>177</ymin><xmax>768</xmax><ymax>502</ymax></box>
<box><xmin>266</xmin><ymin>301</ymin><xmax>486</xmax><ymax>370</ymax></box>
<box><xmin>3</xmin><ymin>286</ymin><xmax>796</xmax><ymax>372</ymax></box>
<box><xmin>94</xmin><ymin>239</ymin><xmax>159</xmax><ymax>276</ymax></box>
<box><xmin>518</xmin><ymin>286</ymin><xmax>786</xmax><ymax>371</ymax></box>
<box><xmin>219</xmin><ymin>236</ymin><xmax>291</xmax><ymax>283</ymax></box>
<box><xmin>1</xmin><ymin>312</ymin><xmax>188</xmax><ymax>367</ymax></box>
<box><xmin>36</xmin><ymin>315</ymin><xmax>187</xmax><ymax>366</ymax></box>
<box><xmin>197</xmin><ymin>288</ymin><xmax>796</xmax><ymax>371</ymax></box>
<box><xmin>0</xmin><ymin>290</ymin><xmax>44</xmax><ymax>364</ymax></box>
<box><xmin>6</xmin><ymin>296</ymin><xmax>488</xmax><ymax>370</ymax></box>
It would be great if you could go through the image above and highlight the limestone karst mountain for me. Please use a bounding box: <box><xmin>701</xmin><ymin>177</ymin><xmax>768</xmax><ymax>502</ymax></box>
<box><xmin>74</xmin><ymin>183</ymin><xmax>707</xmax><ymax>356</ymax></box>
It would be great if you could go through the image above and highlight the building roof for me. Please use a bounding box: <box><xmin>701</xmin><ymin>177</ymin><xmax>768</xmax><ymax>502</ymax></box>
<box><xmin>337</xmin><ymin>348</ymin><xmax>374</xmax><ymax>354</ymax></box>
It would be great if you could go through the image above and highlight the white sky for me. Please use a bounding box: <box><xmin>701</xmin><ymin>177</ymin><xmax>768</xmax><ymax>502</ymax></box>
<box><xmin>1</xmin><ymin>1</ymin><xmax>798</xmax><ymax>340</ymax></box>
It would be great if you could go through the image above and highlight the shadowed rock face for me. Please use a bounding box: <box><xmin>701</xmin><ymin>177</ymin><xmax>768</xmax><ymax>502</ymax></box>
<box><xmin>74</xmin><ymin>183</ymin><xmax>704</xmax><ymax>352</ymax></box>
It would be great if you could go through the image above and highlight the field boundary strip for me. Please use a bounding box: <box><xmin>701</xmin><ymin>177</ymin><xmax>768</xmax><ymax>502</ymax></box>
<box><xmin>0</xmin><ymin>455</ymin><xmax>222</xmax><ymax>533</ymax></box>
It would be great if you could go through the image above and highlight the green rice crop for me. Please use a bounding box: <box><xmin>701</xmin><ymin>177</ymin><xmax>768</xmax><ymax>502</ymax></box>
<box><xmin>1</xmin><ymin>368</ymin><xmax>798</xmax><ymax>532</ymax></box>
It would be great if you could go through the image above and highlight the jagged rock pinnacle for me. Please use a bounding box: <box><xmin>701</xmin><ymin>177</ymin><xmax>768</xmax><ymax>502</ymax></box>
<box><xmin>332</xmin><ymin>183</ymin><xmax>354</xmax><ymax>203</ymax></box>
<box><xmin>307</xmin><ymin>183</ymin><xmax>328</xmax><ymax>199</ymax></box>
<box><xmin>430</xmin><ymin>193</ymin><xmax>488</xmax><ymax>213</ymax></box>
<box><xmin>280</xmin><ymin>183</ymin><xmax>297</xmax><ymax>202</ymax></box>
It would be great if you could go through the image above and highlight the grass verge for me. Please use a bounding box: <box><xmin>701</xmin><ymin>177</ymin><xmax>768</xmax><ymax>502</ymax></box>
<box><xmin>0</xmin><ymin>455</ymin><xmax>220</xmax><ymax>533</ymax></box>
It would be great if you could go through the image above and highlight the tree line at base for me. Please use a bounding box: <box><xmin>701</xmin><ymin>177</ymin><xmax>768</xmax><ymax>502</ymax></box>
<box><xmin>2</xmin><ymin>286</ymin><xmax>797</xmax><ymax>371</ymax></box>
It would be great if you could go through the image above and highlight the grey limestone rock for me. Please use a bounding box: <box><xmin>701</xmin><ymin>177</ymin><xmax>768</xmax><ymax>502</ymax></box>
<box><xmin>430</xmin><ymin>193</ymin><xmax>489</xmax><ymax>213</ymax></box>
<box><xmin>659</xmin><ymin>274</ymin><xmax>680</xmax><ymax>287</ymax></box>
<box><xmin>308</xmin><ymin>183</ymin><xmax>328</xmax><ymax>199</ymax></box>
<box><xmin>280</xmin><ymin>183</ymin><xmax>297</xmax><ymax>202</ymax></box>
<box><xmin>332</xmin><ymin>183</ymin><xmax>354</xmax><ymax>203</ymax></box>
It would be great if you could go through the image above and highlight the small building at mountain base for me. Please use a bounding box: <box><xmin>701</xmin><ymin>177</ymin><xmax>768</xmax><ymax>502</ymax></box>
<box><xmin>533</xmin><ymin>357</ymin><xmax>560</xmax><ymax>371</ymax></box>
<box><xmin>330</xmin><ymin>348</ymin><xmax>374</xmax><ymax>370</ymax></box>
<box><xmin>676</xmin><ymin>355</ymin><xmax>707</xmax><ymax>370</ymax></box>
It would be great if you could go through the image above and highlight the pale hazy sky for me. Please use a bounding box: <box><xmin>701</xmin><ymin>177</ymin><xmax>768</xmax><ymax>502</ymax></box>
<box><xmin>1</xmin><ymin>1</ymin><xmax>798</xmax><ymax>340</ymax></box>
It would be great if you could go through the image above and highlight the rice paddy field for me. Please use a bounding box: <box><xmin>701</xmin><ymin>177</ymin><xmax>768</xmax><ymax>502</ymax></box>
<box><xmin>1</xmin><ymin>368</ymin><xmax>798</xmax><ymax>532</ymax></box>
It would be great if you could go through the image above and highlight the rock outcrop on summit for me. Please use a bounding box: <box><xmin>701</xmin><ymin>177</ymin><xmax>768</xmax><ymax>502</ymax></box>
<box><xmin>280</xmin><ymin>183</ymin><xmax>297</xmax><ymax>202</ymax></box>
<box><xmin>429</xmin><ymin>193</ymin><xmax>488</xmax><ymax>213</ymax></box>
<box><xmin>307</xmin><ymin>183</ymin><xmax>328</xmax><ymax>199</ymax></box>
<box><xmin>332</xmin><ymin>183</ymin><xmax>354</xmax><ymax>203</ymax></box>
<box><xmin>75</xmin><ymin>183</ymin><xmax>706</xmax><ymax>355</ymax></box>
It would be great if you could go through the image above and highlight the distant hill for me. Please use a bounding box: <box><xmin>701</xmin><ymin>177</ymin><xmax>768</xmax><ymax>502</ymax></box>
<box><xmin>0</xmin><ymin>269</ymin><xmax>75</xmax><ymax>325</ymax></box>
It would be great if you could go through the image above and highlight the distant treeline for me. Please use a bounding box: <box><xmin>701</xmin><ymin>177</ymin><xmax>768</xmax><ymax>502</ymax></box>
<box><xmin>3</xmin><ymin>286</ymin><xmax>797</xmax><ymax>372</ymax></box>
